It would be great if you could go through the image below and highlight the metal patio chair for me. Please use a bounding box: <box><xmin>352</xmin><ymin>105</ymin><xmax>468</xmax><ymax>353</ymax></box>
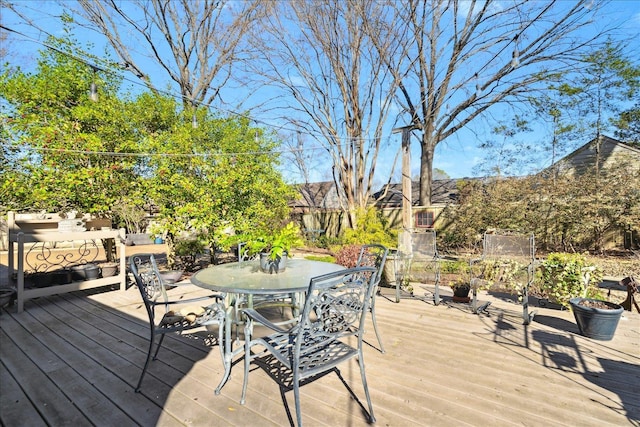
<box><xmin>394</xmin><ymin>229</ymin><xmax>441</xmax><ymax>304</ymax></box>
<box><xmin>356</xmin><ymin>244</ymin><xmax>389</xmax><ymax>353</ymax></box>
<box><xmin>239</xmin><ymin>266</ymin><xmax>378</xmax><ymax>426</ymax></box>
<box><xmin>129</xmin><ymin>253</ymin><xmax>226</xmax><ymax>392</ymax></box>
<box><xmin>469</xmin><ymin>230</ymin><xmax>537</xmax><ymax>324</ymax></box>
<box><xmin>237</xmin><ymin>241</ymin><xmax>256</xmax><ymax>262</ymax></box>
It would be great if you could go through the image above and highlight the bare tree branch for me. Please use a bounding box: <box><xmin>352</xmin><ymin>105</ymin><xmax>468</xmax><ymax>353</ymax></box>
<box><xmin>248</xmin><ymin>0</ymin><xmax>399</xmax><ymax>227</ymax></box>
<box><xmin>374</xmin><ymin>0</ymin><xmax>616</xmax><ymax>205</ymax></box>
<box><xmin>70</xmin><ymin>0</ymin><xmax>262</xmax><ymax>106</ymax></box>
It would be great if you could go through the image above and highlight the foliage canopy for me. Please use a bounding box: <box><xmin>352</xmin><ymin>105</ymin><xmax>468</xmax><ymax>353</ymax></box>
<box><xmin>0</xmin><ymin>34</ymin><xmax>293</xmax><ymax>257</ymax></box>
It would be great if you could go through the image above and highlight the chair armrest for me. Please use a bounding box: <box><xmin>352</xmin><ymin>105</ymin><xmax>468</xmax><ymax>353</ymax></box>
<box><xmin>242</xmin><ymin>308</ymin><xmax>289</xmax><ymax>333</ymax></box>
<box><xmin>151</xmin><ymin>293</ymin><xmax>224</xmax><ymax>307</ymax></box>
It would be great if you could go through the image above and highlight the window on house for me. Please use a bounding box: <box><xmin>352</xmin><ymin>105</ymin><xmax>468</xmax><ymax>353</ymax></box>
<box><xmin>415</xmin><ymin>210</ymin><xmax>435</xmax><ymax>228</ymax></box>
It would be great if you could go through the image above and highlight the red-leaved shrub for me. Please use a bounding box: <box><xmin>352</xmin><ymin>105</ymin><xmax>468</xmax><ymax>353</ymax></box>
<box><xmin>335</xmin><ymin>244</ymin><xmax>362</xmax><ymax>268</ymax></box>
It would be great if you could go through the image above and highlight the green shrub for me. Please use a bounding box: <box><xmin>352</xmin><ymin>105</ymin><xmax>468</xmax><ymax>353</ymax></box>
<box><xmin>314</xmin><ymin>234</ymin><xmax>339</xmax><ymax>249</ymax></box>
<box><xmin>538</xmin><ymin>252</ymin><xmax>603</xmax><ymax>308</ymax></box>
<box><xmin>440</xmin><ymin>259</ymin><xmax>470</xmax><ymax>274</ymax></box>
<box><xmin>342</xmin><ymin>207</ymin><xmax>396</xmax><ymax>248</ymax></box>
<box><xmin>174</xmin><ymin>239</ymin><xmax>205</xmax><ymax>271</ymax></box>
<box><xmin>471</xmin><ymin>258</ymin><xmax>529</xmax><ymax>294</ymax></box>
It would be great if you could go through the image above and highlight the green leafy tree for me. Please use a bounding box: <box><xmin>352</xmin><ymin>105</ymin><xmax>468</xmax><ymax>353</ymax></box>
<box><xmin>142</xmin><ymin>108</ymin><xmax>293</xmax><ymax>264</ymax></box>
<box><xmin>613</xmin><ymin>103</ymin><xmax>640</xmax><ymax>146</ymax></box>
<box><xmin>475</xmin><ymin>116</ymin><xmax>533</xmax><ymax>177</ymax></box>
<box><xmin>1</xmin><ymin>33</ymin><xmax>294</xmax><ymax>267</ymax></box>
<box><xmin>572</xmin><ymin>41</ymin><xmax>640</xmax><ymax>143</ymax></box>
<box><xmin>0</xmin><ymin>32</ymin><xmax>138</xmax><ymax>215</ymax></box>
<box><xmin>528</xmin><ymin>79</ymin><xmax>583</xmax><ymax>179</ymax></box>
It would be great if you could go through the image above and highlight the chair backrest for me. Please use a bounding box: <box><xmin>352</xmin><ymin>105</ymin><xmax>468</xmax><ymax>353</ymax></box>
<box><xmin>356</xmin><ymin>244</ymin><xmax>389</xmax><ymax>285</ymax></box>
<box><xmin>129</xmin><ymin>254</ymin><xmax>169</xmax><ymax>319</ymax></box>
<box><xmin>294</xmin><ymin>267</ymin><xmax>378</xmax><ymax>356</ymax></box>
<box><xmin>237</xmin><ymin>242</ymin><xmax>256</xmax><ymax>263</ymax></box>
<box><xmin>482</xmin><ymin>230</ymin><xmax>535</xmax><ymax>262</ymax></box>
<box><xmin>398</xmin><ymin>229</ymin><xmax>438</xmax><ymax>259</ymax></box>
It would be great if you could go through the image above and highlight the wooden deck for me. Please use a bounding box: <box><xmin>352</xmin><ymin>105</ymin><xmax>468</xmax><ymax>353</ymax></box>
<box><xmin>1</xmin><ymin>276</ymin><xmax>639</xmax><ymax>426</ymax></box>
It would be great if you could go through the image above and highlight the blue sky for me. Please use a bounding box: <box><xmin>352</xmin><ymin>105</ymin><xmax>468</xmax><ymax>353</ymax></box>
<box><xmin>2</xmin><ymin>1</ymin><xmax>640</xmax><ymax>184</ymax></box>
<box><xmin>429</xmin><ymin>1</ymin><xmax>640</xmax><ymax>180</ymax></box>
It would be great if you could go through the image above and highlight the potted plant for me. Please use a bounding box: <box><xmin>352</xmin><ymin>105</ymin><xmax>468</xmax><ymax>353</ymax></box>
<box><xmin>450</xmin><ymin>278</ymin><xmax>471</xmax><ymax>303</ymax></box>
<box><xmin>569</xmin><ymin>297</ymin><xmax>624</xmax><ymax>341</ymax></box>
<box><xmin>99</xmin><ymin>262</ymin><xmax>119</xmax><ymax>277</ymax></box>
<box><xmin>539</xmin><ymin>253</ymin><xmax>623</xmax><ymax>340</ymax></box>
<box><xmin>538</xmin><ymin>253</ymin><xmax>604</xmax><ymax>308</ymax></box>
<box><xmin>242</xmin><ymin>222</ymin><xmax>304</xmax><ymax>273</ymax></box>
<box><xmin>440</xmin><ymin>259</ymin><xmax>470</xmax><ymax>285</ymax></box>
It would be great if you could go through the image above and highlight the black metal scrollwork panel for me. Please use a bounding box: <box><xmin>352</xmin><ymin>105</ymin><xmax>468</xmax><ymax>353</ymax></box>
<box><xmin>25</xmin><ymin>240</ymin><xmax>101</xmax><ymax>273</ymax></box>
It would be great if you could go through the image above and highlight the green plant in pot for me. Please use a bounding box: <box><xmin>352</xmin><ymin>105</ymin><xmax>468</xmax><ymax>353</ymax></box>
<box><xmin>539</xmin><ymin>253</ymin><xmax>622</xmax><ymax>340</ymax></box>
<box><xmin>243</xmin><ymin>223</ymin><xmax>304</xmax><ymax>273</ymax></box>
<box><xmin>538</xmin><ymin>253</ymin><xmax>604</xmax><ymax>308</ymax></box>
<box><xmin>450</xmin><ymin>278</ymin><xmax>471</xmax><ymax>302</ymax></box>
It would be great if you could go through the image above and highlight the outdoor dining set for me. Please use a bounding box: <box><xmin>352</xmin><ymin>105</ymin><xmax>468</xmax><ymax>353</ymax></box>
<box><xmin>129</xmin><ymin>244</ymin><xmax>389</xmax><ymax>426</ymax></box>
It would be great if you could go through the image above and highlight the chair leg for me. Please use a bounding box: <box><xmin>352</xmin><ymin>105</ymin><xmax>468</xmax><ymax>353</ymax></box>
<box><xmin>280</xmin><ymin>386</ymin><xmax>296</xmax><ymax>426</ymax></box>
<box><xmin>293</xmin><ymin>378</ymin><xmax>303</xmax><ymax>427</ymax></box>
<box><xmin>522</xmin><ymin>282</ymin><xmax>535</xmax><ymax>325</ymax></box>
<box><xmin>358</xmin><ymin>351</ymin><xmax>376</xmax><ymax>423</ymax></box>
<box><xmin>240</xmin><ymin>330</ymin><xmax>251</xmax><ymax>405</ymax></box>
<box><xmin>152</xmin><ymin>333</ymin><xmax>166</xmax><ymax>360</ymax></box>
<box><xmin>136</xmin><ymin>333</ymin><xmax>157</xmax><ymax>392</ymax></box>
<box><xmin>370</xmin><ymin>298</ymin><xmax>385</xmax><ymax>353</ymax></box>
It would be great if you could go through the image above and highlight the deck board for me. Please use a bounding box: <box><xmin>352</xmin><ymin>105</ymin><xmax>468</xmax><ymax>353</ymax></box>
<box><xmin>0</xmin><ymin>322</ymin><xmax>92</xmax><ymax>426</ymax></box>
<box><xmin>0</xmin><ymin>359</ymin><xmax>48</xmax><ymax>427</ymax></box>
<box><xmin>1</xmin><ymin>278</ymin><xmax>639</xmax><ymax>426</ymax></box>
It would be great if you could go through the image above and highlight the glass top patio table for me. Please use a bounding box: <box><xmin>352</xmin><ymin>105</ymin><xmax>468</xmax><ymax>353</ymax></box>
<box><xmin>191</xmin><ymin>258</ymin><xmax>345</xmax><ymax>294</ymax></box>
<box><xmin>191</xmin><ymin>258</ymin><xmax>345</xmax><ymax>395</ymax></box>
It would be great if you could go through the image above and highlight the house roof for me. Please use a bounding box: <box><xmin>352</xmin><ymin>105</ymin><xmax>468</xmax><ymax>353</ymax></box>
<box><xmin>544</xmin><ymin>135</ymin><xmax>640</xmax><ymax>176</ymax></box>
<box><xmin>288</xmin><ymin>181</ymin><xmax>342</xmax><ymax>210</ymax></box>
<box><xmin>373</xmin><ymin>178</ymin><xmax>479</xmax><ymax>208</ymax></box>
<box><xmin>290</xmin><ymin>178</ymin><xmax>484</xmax><ymax>210</ymax></box>
<box><xmin>289</xmin><ymin>178</ymin><xmax>470</xmax><ymax>211</ymax></box>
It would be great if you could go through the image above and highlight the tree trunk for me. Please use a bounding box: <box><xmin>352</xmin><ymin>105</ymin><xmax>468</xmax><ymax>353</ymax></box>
<box><xmin>419</xmin><ymin>133</ymin><xmax>436</xmax><ymax>206</ymax></box>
